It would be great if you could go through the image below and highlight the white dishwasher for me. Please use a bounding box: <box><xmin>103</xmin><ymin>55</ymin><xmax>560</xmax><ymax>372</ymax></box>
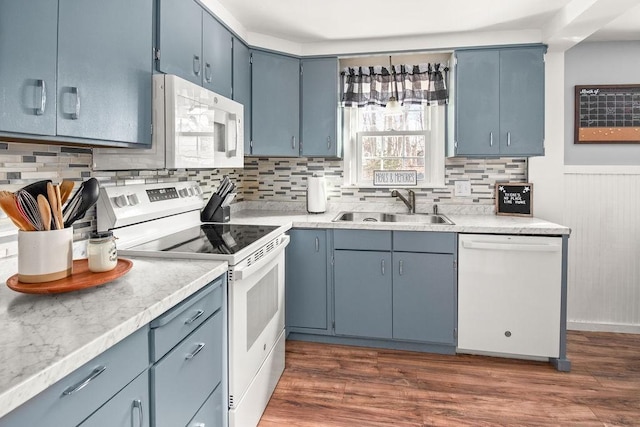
<box><xmin>457</xmin><ymin>234</ymin><xmax>562</xmax><ymax>359</ymax></box>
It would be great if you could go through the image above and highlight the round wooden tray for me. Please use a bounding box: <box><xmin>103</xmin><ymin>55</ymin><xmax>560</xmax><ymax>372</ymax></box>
<box><xmin>6</xmin><ymin>258</ymin><xmax>133</xmax><ymax>294</ymax></box>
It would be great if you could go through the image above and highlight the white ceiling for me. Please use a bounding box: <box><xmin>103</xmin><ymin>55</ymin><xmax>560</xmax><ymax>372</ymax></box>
<box><xmin>209</xmin><ymin>0</ymin><xmax>640</xmax><ymax>55</ymax></box>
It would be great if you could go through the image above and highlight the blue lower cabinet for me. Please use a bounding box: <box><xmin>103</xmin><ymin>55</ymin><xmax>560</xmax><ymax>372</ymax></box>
<box><xmin>286</xmin><ymin>230</ymin><xmax>329</xmax><ymax>332</ymax></box>
<box><xmin>393</xmin><ymin>252</ymin><xmax>456</xmax><ymax>344</ymax></box>
<box><xmin>187</xmin><ymin>384</ymin><xmax>223</xmax><ymax>427</ymax></box>
<box><xmin>334</xmin><ymin>250</ymin><xmax>393</xmax><ymax>339</ymax></box>
<box><xmin>0</xmin><ymin>327</ymin><xmax>149</xmax><ymax>427</ymax></box>
<box><xmin>151</xmin><ymin>310</ymin><xmax>223</xmax><ymax>427</ymax></box>
<box><xmin>78</xmin><ymin>371</ymin><xmax>149</xmax><ymax>427</ymax></box>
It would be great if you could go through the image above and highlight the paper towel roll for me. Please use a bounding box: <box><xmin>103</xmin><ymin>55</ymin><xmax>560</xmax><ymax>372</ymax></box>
<box><xmin>307</xmin><ymin>176</ymin><xmax>327</xmax><ymax>213</ymax></box>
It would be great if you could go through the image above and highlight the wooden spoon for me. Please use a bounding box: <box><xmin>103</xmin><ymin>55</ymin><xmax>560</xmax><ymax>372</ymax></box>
<box><xmin>0</xmin><ymin>191</ymin><xmax>35</xmax><ymax>231</ymax></box>
<box><xmin>59</xmin><ymin>180</ymin><xmax>75</xmax><ymax>206</ymax></box>
<box><xmin>37</xmin><ymin>194</ymin><xmax>52</xmax><ymax>231</ymax></box>
<box><xmin>47</xmin><ymin>182</ymin><xmax>62</xmax><ymax>230</ymax></box>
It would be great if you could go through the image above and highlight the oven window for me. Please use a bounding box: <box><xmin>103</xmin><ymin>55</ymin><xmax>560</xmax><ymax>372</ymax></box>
<box><xmin>246</xmin><ymin>266</ymin><xmax>279</xmax><ymax>351</ymax></box>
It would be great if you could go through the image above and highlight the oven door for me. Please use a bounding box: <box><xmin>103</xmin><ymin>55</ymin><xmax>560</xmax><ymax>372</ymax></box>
<box><xmin>228</xmin><ymin>235</ymin><xmax>288</xmax><ymax>409</ymax></box>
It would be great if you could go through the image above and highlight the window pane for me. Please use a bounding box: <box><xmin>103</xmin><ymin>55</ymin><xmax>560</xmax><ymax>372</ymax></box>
<box><xmin>361</xmin><ymin>136</ymin><xmax>382</xmax><ymax>158</ymax></box>
<box><xmin>404</xmin><ymin>135</ymin><xmax>425</xmax><ymax>157</ymax></box>
<box><xmin>382</xmin><ymin>135</ymin><xmax>403</xmax><ymax>157</ymax></box>
<box><xmin>361</xmin><ymin>158</ymin><xmax>381</xmax><ymax>181</ymax></box>
<box><xmin>382</xmin><ymin>158</ymin><xmax>404</xmax><ymax>170</ymax></box>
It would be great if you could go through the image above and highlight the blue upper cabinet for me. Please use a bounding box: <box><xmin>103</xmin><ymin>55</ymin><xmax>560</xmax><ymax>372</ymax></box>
<box><xmin>0</xmin><ymin>0</ymin><xmax>58</xmax><ymax>136</ymax></box>
<box><xmin>57</xmin><ymin>0</ymin><xmax>153</xmax><ymax>145</ymax></box>
<box><xmin>158</xmin><ymin>0</ymin><xmax>203</xmax><ymax>85</ymax></box>
<box><xmin>455</xmin><ymin>46</ymin><xmax>545</xmax><ymax>157</ymax></box>
<box><xmin>250</xmin><ymin>50</ymin><xmax>300</xmax><ymax>156</ymax></box>
<box><xmin>202</xmin><ymin>13</ymin><xmax>233</xmax><ymax>98</ymax></box>
<box><xmin>301</xmin><ymin>57</ymin><xmax>340</xmax><ymax>158</ymax></box>
<box><xmin>233</xmin><ymin>39</ymin><xmax>252</xmax><ymax>156</ymax></box>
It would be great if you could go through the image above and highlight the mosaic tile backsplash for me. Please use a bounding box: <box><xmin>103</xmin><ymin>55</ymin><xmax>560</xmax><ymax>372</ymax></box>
<box><xmin>0</xmin><ymin>140</ymin><xmax>527</xmax><ymax>239</ymax></box>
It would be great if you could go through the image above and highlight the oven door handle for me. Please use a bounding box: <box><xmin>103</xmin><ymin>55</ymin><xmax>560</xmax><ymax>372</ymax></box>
<box><xmin>231</xmin><ymin>235</ymin><xmax>290</xmax><ymax>281</ymax></box>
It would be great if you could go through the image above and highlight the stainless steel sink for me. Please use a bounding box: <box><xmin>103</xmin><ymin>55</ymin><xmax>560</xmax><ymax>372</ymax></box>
<box><xmin>332</xmin><ymin>211</ymin><xmax>454</xmax><ymax>225</ymax></box>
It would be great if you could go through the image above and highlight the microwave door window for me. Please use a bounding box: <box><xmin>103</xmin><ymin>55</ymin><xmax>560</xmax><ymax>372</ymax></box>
<box><xmin>175</xmin><ymin>95</ymin><xmax>215</xmax><ymax>167</ymax></box>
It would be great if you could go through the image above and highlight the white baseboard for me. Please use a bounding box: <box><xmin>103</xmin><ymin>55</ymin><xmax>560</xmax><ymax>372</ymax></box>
<box><xmin>568</xmin><ymin>321</ymin><xmax>640</xmax><ymax>334</ymax></box>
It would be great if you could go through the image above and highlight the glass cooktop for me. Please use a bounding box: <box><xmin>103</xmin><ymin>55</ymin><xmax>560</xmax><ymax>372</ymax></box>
<box><xmin>128</xmin><ymin>224</ymin><xmax>280</xmax><ymax>255</ymax></box>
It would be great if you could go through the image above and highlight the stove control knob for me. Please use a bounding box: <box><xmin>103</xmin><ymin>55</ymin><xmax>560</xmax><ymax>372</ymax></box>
<box><xmin>178</xmin><ymin>188</ymin><xmax>188</xmax><ymax>197</ymax></box>
<box><xmin>186</xmin><ymin>187</ymin><xmax>194</xmax><ymax>196</ymax></box>
<box><xmin>113</xmin><ymin>194</ymin><xmax>129</xmax><ymax>208</ymax></box>
<box><xmin>192</xmin><ymin>186</ymin><xmax>202</xmax><ymax>196</ymax></box>
<box><xmin>127</xmin><ymin>194</ymin><xmax>140</xmax><ymax>206</ymax></box>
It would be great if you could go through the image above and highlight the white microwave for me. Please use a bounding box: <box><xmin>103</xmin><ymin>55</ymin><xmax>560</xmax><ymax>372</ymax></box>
<box><xmin>94</xmin><ymin>74</ymin><xmax>244</xmax><ymax>170</ymax></box>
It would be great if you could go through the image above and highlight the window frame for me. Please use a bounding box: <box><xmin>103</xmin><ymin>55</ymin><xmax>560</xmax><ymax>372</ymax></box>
<box><xmin>342</xmin><ymin>105</ymin><xmax>446</xmax><ymax>189</ymax></box>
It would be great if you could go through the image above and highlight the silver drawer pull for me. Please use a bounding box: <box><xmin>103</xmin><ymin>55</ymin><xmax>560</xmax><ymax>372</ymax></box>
<box><xmin>184</xmin><ymin>309</ymin><xmax>205</xmax><ymax>325</ymax></box>
<box><xmin>132</xmin><ymin>399</ymin><xmax>143</xmax><ymax>427</ymax></box>
<box><xmin>399</xmin><ymin>260</ymin><xmax>404</xmax><ymax>276</ymax></box>
<box><xmin>315</xmin><ymin>236</ymin><xmax>319</xmax><ymax>252</ymax></box>
<box><xmin>185</xmin><ymin>343</ymin><xmax>206</xmax><ymax>360</ymax></box>
<box><xmin>381</xmin><ymin>259</ymin><xmax>385</xmax><ymax>275</ymax></box>
<box><xmin>193</xmin><ymin>423</ymin><xmax>205</xmax><ymax>427</ymax></box>
<box><xmin>62</xmin><ymin>365</ymin><xmax>106</xmax><ymax>396</ymax></box>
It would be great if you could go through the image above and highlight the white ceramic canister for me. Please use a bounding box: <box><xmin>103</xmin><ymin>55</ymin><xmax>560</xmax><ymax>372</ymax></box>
<box><xmin>18</xmin><ymin>227</ymin><xmax>73</xmax><ymax>283</ymax></box>
<box><xmin>87</xmin><ymin>231</ymin><xmax>118</xmax><ymax>273</ymax></box>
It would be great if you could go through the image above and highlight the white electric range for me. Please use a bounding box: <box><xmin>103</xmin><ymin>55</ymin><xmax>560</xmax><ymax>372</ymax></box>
<box><xmin>97</xmin><ymin>181</ymin><xmax>289</xmax><ymax>427</ymax></box>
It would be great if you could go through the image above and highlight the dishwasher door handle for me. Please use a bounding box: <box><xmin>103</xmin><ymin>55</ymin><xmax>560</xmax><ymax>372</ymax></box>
<box><xmin>462</xmin><ymin>240</ymin><xmax>561</xmax><ymax>252</ymax></box>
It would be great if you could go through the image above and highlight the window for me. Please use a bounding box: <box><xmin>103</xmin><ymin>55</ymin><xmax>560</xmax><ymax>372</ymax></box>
<box><xmin>343</xmin><ymin>104</ymin><xmax>446</xmax><ymax>188</ymax></box>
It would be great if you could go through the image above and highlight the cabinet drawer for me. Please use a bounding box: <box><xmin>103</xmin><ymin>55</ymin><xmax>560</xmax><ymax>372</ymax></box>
<box><xmin>393</xmin><ymin>231</ymin><xmax>456</xmax><ymax>253</ymax></box>
<box><xmin>187</xmin><ymin>384</ymin><xmax>223</xmax><ymax>427</ymax></box>
<box><xmin>150</xmin><ymin>277</ymin><xmax>223</xmax><ymax>361</ymax></box>
<box><xmin>79</xmin><ymin>370</ymin><xmax>149</xmax><ymax>427</ymax></box>
<box><xmin>334</xmin><ymin>230</ymin><xmax>391</xmax><ymax>251</ymax></box>
<box><xmin>0</xmin><ymin>327</ymin><xmax>149</xmax><ymax>427</ymax></box>
<box><xmin>151</xmin><ymin>310</ymin><xmax>223</xmax><ymax>427</ymax></box>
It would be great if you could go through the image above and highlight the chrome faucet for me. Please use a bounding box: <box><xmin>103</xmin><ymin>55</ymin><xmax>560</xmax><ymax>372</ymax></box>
<box><xmin>391</xmin><ymin>189</ymin><xmax>416</xmax><ymax>214</ymax></box>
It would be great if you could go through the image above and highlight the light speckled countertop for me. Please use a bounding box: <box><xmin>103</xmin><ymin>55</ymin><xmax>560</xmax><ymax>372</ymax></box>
<box><xmin>0</xmin><ymin>256</ymin><xmax>227</xmax><ymax>419</ymax></box>
<box><xmin>229</xmin><ymin>209</ymin><xmax>571</xmax><ymax>235</ymax></box>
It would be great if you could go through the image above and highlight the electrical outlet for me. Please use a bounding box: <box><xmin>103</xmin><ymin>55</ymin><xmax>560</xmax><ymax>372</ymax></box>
<box><xmin>454</xmin><ymin>180</ymin><xmax>472</xmax><ymax>197</ymax></box>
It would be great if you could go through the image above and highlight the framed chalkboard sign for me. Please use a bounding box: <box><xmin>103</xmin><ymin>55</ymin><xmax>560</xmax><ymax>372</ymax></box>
<box><xmin>575</xmin><ymin>84</ymin><xmax>640</xmax><ymax>144</ymax></box>
<box><xmin>495</xmin><ymin>183</ymin><xmax>533</xmax><ymax>217</ymax></box>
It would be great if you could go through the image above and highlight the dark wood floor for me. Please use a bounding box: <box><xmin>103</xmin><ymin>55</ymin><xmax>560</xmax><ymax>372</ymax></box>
<box><xmin>259</xmin><ymin>331</ymin><xmax>640</xmax><ymax>426</ymax></box>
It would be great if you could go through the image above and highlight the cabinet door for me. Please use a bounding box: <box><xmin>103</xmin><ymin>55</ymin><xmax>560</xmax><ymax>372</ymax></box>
<box><xmin>0</xmin><ymin>0</ymin><xmax>57</xmax><ymax>136</ymax></box>
<box><xmin>301</xmin><ymin>57</ymin><xmax>339</xmax><ymax>157</ymax></box>
<box><xmin>233</xmin><ymin>40</ymin><xmax>252</xmax><ymax>155</ymax></box>
<box><xmin>393</xmin><ymin>252</ymin><xmax>455</xmax><ymax>344</ymax></box>
<box><xmin>499</xmin><ymin>47</ymin><xmax>545</xmax><ymax>156</ymax></box>
<box><xmin>203</xmin><ymin>13</ymin><xmax>232</xmax><ymax>98</ymax></box>
<box><xmin>157</xmin><ymin>0</ymin><xmax>203</xmax><ymax>85</ymax></box>
<box><xmin>251</xmin><ymin>50</ymin><xmax>300</xmax><ymax>156</ymax></box>
<box><xmin>455</xmin><ymin>49</ymin><xmax>500</xmax><ymax>156</ymax></box>
<box><xmin>286</xmin><ymin>230</ymin><xmax>328</xmax><ymax>331</ymax></box>
<box><xmin>334</xmin><ymin>250</ymin><xmax>392</xmax><ymax>339</ymax></box>
<box><xmin>57</xmin><ymin>0</ymin><xmax>152</xmax><ymax>145</ymax></box>
<box><xmin>79</xmin><ymin>371</ymin><xmax>149</xmax><ymax>427</ymax></box>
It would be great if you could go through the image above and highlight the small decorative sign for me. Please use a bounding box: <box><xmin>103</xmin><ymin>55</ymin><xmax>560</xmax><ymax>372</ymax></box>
<box><xmin>373</xmin><ymin>170</ymin><xmax>417</xmax><ymax>187</ymax></box>
<box><xmin>495</xmin><ymin>183</ymin><xmax>533</xmax><ymax>217</ymax></box>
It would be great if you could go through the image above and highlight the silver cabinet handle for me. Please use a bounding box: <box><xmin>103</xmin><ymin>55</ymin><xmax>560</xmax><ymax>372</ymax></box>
<box><xmin>193</xmin><ymin>55</ymin><xmax>201</xmax><ymax>76</ymax></box>
<box><xmin>62</xmin><ymin>366</ymin><xmax>106</xmax><ymax>396</ymax></box>
<box><xmin>399</xmin><ymin>260</ymin><xmax>404</xmax><ymax>276</ymax></box>
<box><xmin>507</xmin><ymin>132</ymin><xmax>511</xmax><ymax>146</ymax></box>
<box><xmin>381</xmin><ymin>259</ymin><xmax>385</xmax><ymax>275</ymax></box>
<box><xmin>193</xmin><ymin>424</ymin><xmax>205</xmax><ymax>427</ymax></box>
<box><xmin>315</xmin><ymin>236</ymin><xmax>319</xmax><ymax>252</ymax></box>
<box><xmin>184</xmin><ymin>309</ymin><xmax>205</xmax><ymax>325</ymax></box>
<box><xmin>132</xmin><ymin>399</ymin><xmax>143</xmax><ymax>427</ymax></box>
<box><xmin>71</xmin><ymin>87</ymin><xmax>80</xmax><ymax>120</ymax></box>
<box><xmin>204</xmin><ymin>63</ymin><xmax>212</xmax><ymax>83</ymax></box>
<box><xmin>291</xmin><ymin>136</ymin><xmax>296</xmax><ymax>149</ymax></box>
<box><xmin>489</xmin><ymin>132</ymin><xmax>493</xmax><ymax>147</ymax></box>
<box><xmin>36</xmin><ymin>79</ymin><xmax>46</xmax><ymax>115</ymax></box>
<box><xmin>185</xmin><ymin>342</ymin><xmax>206</xmax><ymax>360</ymax></box>
<box><xmin>327</xmin><ymin>136</ymin><xmax>331</xmax><ymax>149</ymax></box>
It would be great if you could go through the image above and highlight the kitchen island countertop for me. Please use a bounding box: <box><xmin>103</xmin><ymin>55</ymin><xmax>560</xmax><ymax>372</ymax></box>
<box><xmin>0</xmin><ymin>256</ymin><xmax>227</xmax><ymax>419</ymax></box>
<box><xmin>228</xmin><ymin>209</ymin><xmax>571</xmax><ymax>235</ymax></box>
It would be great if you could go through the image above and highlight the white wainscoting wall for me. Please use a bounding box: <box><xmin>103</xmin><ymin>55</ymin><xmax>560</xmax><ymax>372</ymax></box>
<box><xmin>564</xmin><ymin>166</ymin><xmax>640</xmax><ymax>333</ymax></box>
